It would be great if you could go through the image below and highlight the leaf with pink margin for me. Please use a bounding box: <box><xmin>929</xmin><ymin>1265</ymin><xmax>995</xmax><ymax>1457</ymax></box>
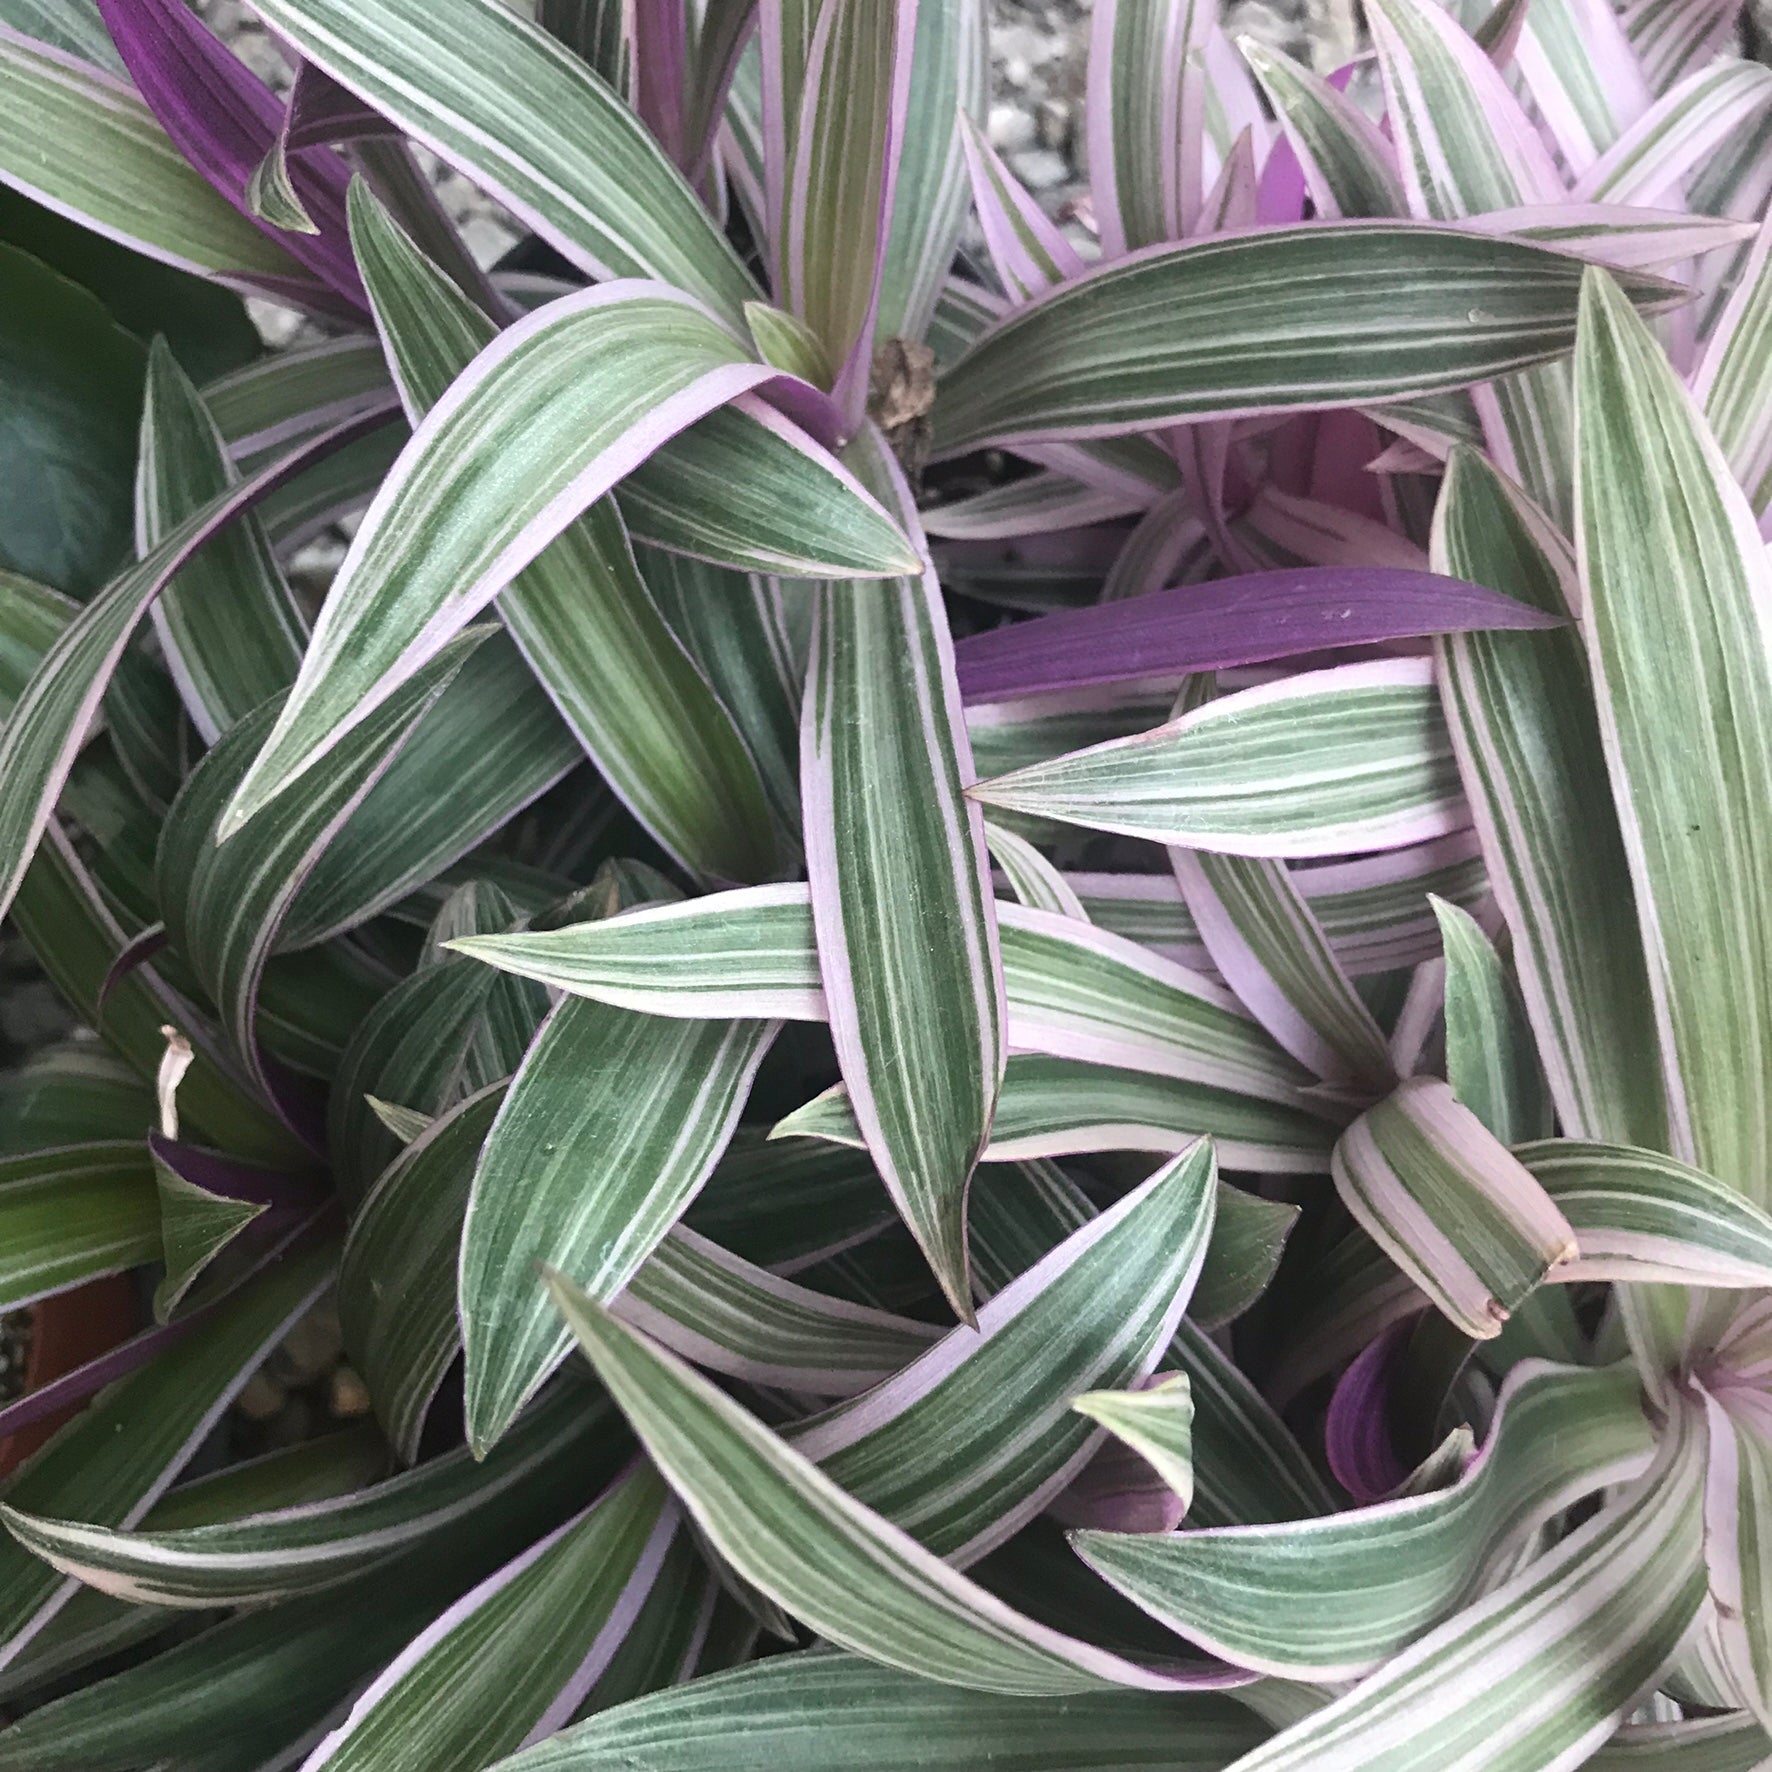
<box><xmin>218</xmin><ymin>281</ymin><xmax>896</xmax><ymax>841</ymax></box>
<box><xmin>1464</xmin><ymin>204</ymin><xmax>1758</xmax><ymax>271</ymax></box>
<box><xmin>1577</xmin><ymin>59</ymin><xmax>1772</xmax><ymax>206</ymax></box>
<box><xmin>1694</xmin><ymin>208</ymin><xmax>1772</xmax><ymax>524</ymax></box>
<box><xmin>1514</xmin><ymin>0</ymin><xmax>1650</xmax><ymax>174</ymax></box>
<box><xmin>0</xmin><ymin>404</ymin><xmax>397</xmax><ymax>933</ymax></box>
<box><xmin>952</xmin><ymin>566</ymin><xmax>1555</xmax><ymax>702</ymax></box>
<box><xmin>958</xmin><ymin>108</ymin><xmax>1082</xmax><ymax>302</ymax></box>
<box><xmin>93</xmin><ymin>0</ymin><xmax>365</xmax><ymax>307</ymax></box>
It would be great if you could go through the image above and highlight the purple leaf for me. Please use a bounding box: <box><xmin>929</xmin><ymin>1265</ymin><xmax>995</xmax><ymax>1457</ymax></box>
<box><xmin>285</xmin><ymin>57</ymin><xmax>388</xmax><ymax>151</ymax></box>
<box><xmin>147</xmin><ymin>1134</ymin><xmax>328</xmax><ymax>1211</ymax></box>
<box><xmin>954</xmin><ymin>567</ymin><xmax>1561</xmax><ymax>703</ymax></box>
<box><xmin>95</xmin><ymin>0</ymin><xmax>366</xmax><ymax>309</ymax></box>
<box><xmin>1325</xmin><ymin>1316</ymin><xmax>1416</xmax><ymax>1502</ymax></box>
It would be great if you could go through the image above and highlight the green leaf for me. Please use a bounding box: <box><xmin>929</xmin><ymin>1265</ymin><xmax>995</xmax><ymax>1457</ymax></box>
<box><xmin>1575</xmin><ymin>268</ymin><xmax>1772</xmax><ymax>1205</ymax></box>
<box><xmin>1</xmin><ymin>1380</ymin><xmax>611</xmax><ymax>1610</ymax></box>
<box><xmin>0</xmin><ymin>1045</ymin><xmax>151</xmax><ymax>1158</ymax></box>
<box><xmin>1075</xmin><ymin>1359</ymin><xmax>1653</xmax><ymax>1677</ymax></box>
<box><xmin>803</xmin><ymin>427</ymin><xmax>1005</xmax><ymax>1319</ymax></box>
<box><xmin>203</xmin><ymin>336</ymin><xmax>391</xmax><ymax>462</ymax></box>
<box><xmin>1695</xmin><ymin>212</ymin><xmax>1772</xmax><ymax>520</ymax></box>
<box><xmin>0</xmin><ymin>187</ymin><xmax>258</xmax><ymax>383</ymax></box>
<box><xmin>934</xmin><ymin>224</ymin><xmax>1684</xmax><ymax>454</ymax></box>
<box><xmin>1432</xmin><ymin>444</ymin><xmax>1667</xmax><ymax>1152</ymax></box>
<box><xmin>485</xmin><ymin>1651</ymin><xmax>1269</xmax><ymax>1772</ymax></box>
<box><xmin>0</xmin><ymin>1142</ymin><xmax>159</xmax><ymax>1309</ymax></box>
<box><xmin>777</xmin><ymin>1053</ymin><xmax>1334</xmax><ymax>1173</ymax></box>
<box><xmin>546</xmin><ymin>1270</ymin><xmax>1226</xmax><ymax>1695</ymax></box>
<box><xmin>219</xmin><ymin>258</ymin><xmax>865</xmax><ymax>844</ymax></box>
<box><xmin>349</xmin><ymin>186</ymin><xmax>785</xmax><ymax>884</ymax></box>
<box><xmin>301</xmin><ymin>1467</ymin><xmax>694</xmax><ymax>1772</ymax></box>
<box><xmin>1216</xmin><ymin>1396</ymin><xmax>1706</xmax><ymax>1769</ymax></box>
<box><xmin>971</xmin><ymin>660</ymin><xmax>1465</xmax><ymax>858</ymax></box>
<box><xmin>786</xmin><ymin>1142</ymin><xmax>1217</xmax><ymax>1563</ymax></box>
<box><xmin>450</xmin><ymin>886</ymin><xmax>1312</xmax><ymax>1103</ymax></box>
<box><xmin>0</xmin><ymin>1238</ymin><xmax>334</xmax><ymax>1664</ymax></box>
<box><xmin>0</xmin><ymin>241</ymin><xmax>142</xmax><ymax>594</ymax></box>
<box><xmin>0</xmin><ymin>28</ymin><xmax>313</xmax><ymax>291</ymax></box>
<box><xmin>1332</xmin><ymin>1076</ymin><xmax>1577</xmax><ymax>1339</ymax></box>
<box><xmin>1523</xmin><ymin>1139</ymin><xmax>1772</xmax><ymax>1288</ymax></box>
<box><xmin>1433</xmin><ymin>895</ymin><xmax>1553</xmax><ymax>1142</ymax></box>
<box><xmin>247</xmin><ymin>0</ymin><xmax>758</xmax><ymax>326</ymax></box>
<box><xmin>156</xmin><ymin>630</ymin><xmax>491</xmax><ymax>1105</ymax></box>
<box><xmin>148</xmin><ymin>1148</ymin><xmax>267</xmax><ymax>1323</ymax></box>
<box><xmin>461</xmin><ymin>998</ymin><xmax>777</xmax><ymax>1452</ymax></box>
<box><xmin>1072</xmin><ymin>1374</ymin><xmax>1195</xmax><ymax>1513</ymax></box>
<box><xmin>135</xmin><ymin>339</ymin><xmax>307</xmax><ymax>740</ymax></box>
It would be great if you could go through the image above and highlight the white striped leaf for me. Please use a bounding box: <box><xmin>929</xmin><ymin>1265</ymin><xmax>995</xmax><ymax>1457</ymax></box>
<box><xmin>449</xmin><ymin>887</ymin><xmax>1312</xmax><ymax>1103</ymax></box>
<box><xmin>136</xmin><ymin>341</ymin><xmax>307</xmax><ymax>742</ymax></box>
<box><xmin>1578</xmin><ymin>59</ymin><xmax>1772</xmax><ymax>206</ymax></box>
<box><xmin>217</xmin><ymin>282</ymin><xmax>866</xmax><ymax>842</ymax></box>
<box><xmin>874</xmin><ymin>0</ymin><xmax>985</xmax><ymax>346</ymax></box>
<box><xmin>460</xmin><ymin>996</ymin><xmax>778</xmax><ymax>1453</ymax></box>
<box><xmin>958</xmin><ymin>109</ymin><xmax>1082</xmax><ymax>303</ymax></box>
<box><xmin>985</xmin><ymin>821</ymin><xmax>1089</xmax><ymax>920</ymax></box>
<box><xmin>206</xmin><ymin>337</ymin><xmax>391</xmax><ymax>463</ymax></box>
<box><xmin>803</xmin><ymin>427</ymin><xmax>1004</xmax><ymax>1320</ymax></box>
<box><xmin>546</xmin><ymin>1273</ymin><xmax>1237</xmax><ymax>1695</ymax></box>
<box><xmin>963</xmin><ymin>1158</ymin><xmax>1333</xmax><ymax>1526</ymax></box>
<box><xmin>970</xmin><ymin>660</ymin><xmax>1467</xmax><ymax>859</ymax></box>
<box><xmin>246</xmin><ymin>0</ymin><xmax>754</xmax><ymax>324</ymax></box>
<box><xmin>264</xmin><ymin>1471</ymin><xmax>692</xmax><ymax>1772</ymax></box>
<box><xmin>776</xmin><ymin>1054</ymin><xmax>1334</xmax><ymax>1173</ymax></box>
<box><xmin>1214</xmin><ymin>1396</ymin><xmax>1706</xmax><ymax>1771</ymax></box>
<box><xmin>933</xmin><ymin>224</ymin><xmax>1683</xmax><ymax>454</ymax></box>
<box><xmin>483</xmin><ymin>1651</ymin><xmax>1270</xmax><ymax>1772</ymax></box>
<box><xmin>1071</xmin><ymin>832</ymin><xmax>1491</xmax><ymax>978</ymax></box>
<box><xmin>1515</xmin><ymin>0</ymin><xmax>1649</xmax><ymax>173</ymax></box>
<box><xmin>784</xmin><ymin>1142</ymin><xmax>1217</xmax><ymax>1565</ymax></box>
<box><xmin>0</xmin><ymin>1237</ymin><xmax>334</xmax><ymax>1668</ymax></box>
<box><xmin>1576</xmin><ymin>269</ymin><xmax>1772</xmax><ymax>1204</ymax></box>
<box><xmin>0</xmin><ymin>26</ymin><xmax>318</xmax><ymax>297</ymax></box>
<box><xmin>347</xmin><ymin>1075</ymin><xmax>939</xmax><ymax>1467</ymax></box>
<box><xmin>1087</xmin><ymin>0</ymin><xmax>1216</xmax><ymax>252</ymax></box>
<box><xmin>148</xmin><ymin>1145</ymin><xmax>271</xmax><ymax>1324</ymax></box>
<box><xmin>0</xmin><ymin>1143</ymin><xmax>159</xmax><ymax>1311</ymax></box>
<box><xmin>1075</xmin><ymin>1359</ymin><xmax>1654</xmax><ymax>1677</ymax></box>
<box><xmin>1695</xmin><ymin>210</ymin><xmax>1772</xmax><ymax>522</ymax></box>
<box><xmin>1588</xmin><ymin>1714</ymin><xmax>1772</xmax><ymax>1770</ymax></box>
<box><xmin>1238</xmin><ymin>38</ymin><xmax>1404</xmax><ymax>221</ymax></box>
<box><xmin>1072</xmin><ymin>1373</ymin><xmax>1196</xmax><ymax>1513</ymax></box>
<box><xmin>0</xmin><ymin>407</ymin><xmax>394</xmax><ymax>932</ymax></box>
<box><xmin>1468</xmin><ymin>206</ymin><xmax>1758</xmax><ymax>271</ymax></box>
<box><xmin>924</xmin><ymin>472</ymin><xmax>1141</xmax><ymax>541</ymax></box>
<box><xmin>1521</xmin><ymin>1140</ymin><xmax>1772</xmax><ymax>1288</ymax></box>
<box><xmin>348</xmin><ymin>184</ymin><xmax>781</xmax><ymax>884</ymax></box>
<box><xmin>1172</xmin><ymin>848</ymin><xmax>1395</xmax><ymax>1089</ymax></box>
<box><xmin>1433</xmin><ymin>445</ymin><xmax>1668</xmax><ymax>1151</ymax></box>
<box><xmin>1433</xmin><ymin>895</ymin><xmax>1553</xmax><ymax>1143</ymax></box>
<box><xmin>1701</xmin><ymin>1387</ymin><xmax>1772</xmax><ymax>1727</ymax></box>
<box><xmin>1332</xmin><ymin>1076</ymin><xmax>1577</xmax><ymax>1339</ymax></box>
<box><xmin>773</xmin><ymin>0</ymin><xmax>915</xmax><ymax>418</ymax></box>
<box><xmin>155</xmin><ymin>632</ymin><xmax>488</xmax><ymax>1108</ymax></box>
<box><xmin>0</xmin><ymin>1381</ymin><xmax>605</xmax><ymax>1610</ymax></box>
<box><xmin>1366</xmin><ymin>0</ymin><xmax>1574</xmax><ymax>525</ymax></box>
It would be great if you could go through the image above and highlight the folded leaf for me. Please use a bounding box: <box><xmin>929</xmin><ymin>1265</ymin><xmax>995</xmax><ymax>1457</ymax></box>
<box><xmin>0</xmin><ymin>1143</ymin><xmax>159</xmax><ymax>1311</ymax></box>
<box><xmin>1072</xmin><ymin>1374</ymin><xmax>1196</xmax><ymax>1514</ymax></box>
<box><xmin>970</xmin><ymin>660</ymin><xmax>1467</xmax><ymax>858</ymax></box>
<box><xmin>1332</xmin><ymin>1077</ymin><xmax>1577</xmax><ymax>1339</ymax></box>
<box><xmin>1075</xmin><ymin>1359</ymin><xmax>1654</xmax><ymax>1677</ymax></box>
<box><xmin>934</xmin><ymin>223</ymin><xmax>1684</xmax><ymax>453</ymax></box>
